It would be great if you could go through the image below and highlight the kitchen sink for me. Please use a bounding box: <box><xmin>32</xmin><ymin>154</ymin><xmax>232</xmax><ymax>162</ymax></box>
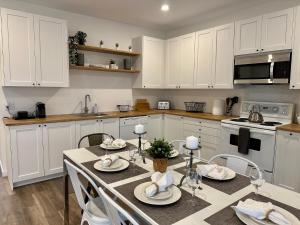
<box><xmin>76</xmin><ymin>113</ymin><xmax>108</xmax><ymax>117</ymax></box>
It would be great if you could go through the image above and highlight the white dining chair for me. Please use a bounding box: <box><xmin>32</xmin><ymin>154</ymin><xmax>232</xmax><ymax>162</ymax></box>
<box><xmin>98</xmin><ymin>187</ymin><xmax>140</xmax><ymax>225</ymax></box>
<box><xmin>207</xmin><ymin>154</ymin><xmax>263</xmax><ymax>179</ymax></box>
<box><xmin>64</xmin><ymin>160</ymin><xmax>111</xmax><ymax>225</ymax></box>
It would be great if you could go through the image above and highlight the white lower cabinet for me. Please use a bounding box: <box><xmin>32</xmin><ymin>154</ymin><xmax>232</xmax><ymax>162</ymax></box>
<box><xmin>102</xmin><ymin>118</ymin><xmax>120</xmax><ymax>139</ymax></box>
<box><xmin>147</xmin><ymin>114</ymin><xmax>163</xmax><ymax>141</ymax></box>
<box><xmin>42</xmin><ymin>122</ymin><xmax>75</xmax><ymax>176</ymax></box>
<box><xmin>164</xmin><ymin>115</ymin><xmax>183</xmax><ymax>142</ymax></box>
<box><xmin>274</xmin><ymin>131</ymin><xmax>300</xmax><ymax>192</ymax></box>
<box><xmin>10</xmin><ymin>124</ymin><xmax>43</xmax><ymax>182</ymax></box>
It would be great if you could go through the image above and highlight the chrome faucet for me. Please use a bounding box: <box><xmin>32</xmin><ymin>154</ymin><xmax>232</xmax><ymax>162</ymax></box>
<box><xmin>84</xmin><ymin>94</ymin><xmax>91</xmax><ymax>114</ymax></box>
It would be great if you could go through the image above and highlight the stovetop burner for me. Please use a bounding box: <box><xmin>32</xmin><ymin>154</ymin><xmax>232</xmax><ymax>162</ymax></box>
<box><xmin>231</xmin><ymin>118</ymin><xmax>248</xmax><ymax>122</ymax></box>
<box><xmin>260</xmin><ymin>121</ymin><xmax>282</xmax><ymax>126</ymax></box>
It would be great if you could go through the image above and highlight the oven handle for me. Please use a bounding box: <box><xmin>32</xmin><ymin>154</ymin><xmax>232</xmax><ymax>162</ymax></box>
<box><xmin>221</xmin><ymin>123</ymin><xmax>275</xmax><ymax>135</ymax></box>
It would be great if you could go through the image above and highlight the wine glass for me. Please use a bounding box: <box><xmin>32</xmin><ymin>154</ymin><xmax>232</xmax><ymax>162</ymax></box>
<box><xmin>186</xmin><ymin>169</ymin><xmax>202</xmax><ymax>205</ymax></box>
<box><xmin>128</xmin><ymin>147</ymin><xmax>138</xmax><ymax>171</ymax></box>
<box><xmin>250</xmin><ymin>167</ymin><xmax>266</xmax><ymax>195</ymax></box>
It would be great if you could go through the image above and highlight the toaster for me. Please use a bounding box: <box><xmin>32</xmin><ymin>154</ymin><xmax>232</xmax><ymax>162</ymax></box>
<box><xmin>157</xmin><ymin>101</ymin><xmax>170</xmax><ymax>110</ymax></box>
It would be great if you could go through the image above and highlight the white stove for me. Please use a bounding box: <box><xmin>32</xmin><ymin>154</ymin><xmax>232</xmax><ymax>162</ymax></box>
<box><xmin>222</xmin><ymin>101</ymin><xmax>294</xmax><ymax>131</ymax></box>
<box><xmin>219</xmin><ymin>101</ymin><xmax>294</xmax><ymax>182</ymax></box>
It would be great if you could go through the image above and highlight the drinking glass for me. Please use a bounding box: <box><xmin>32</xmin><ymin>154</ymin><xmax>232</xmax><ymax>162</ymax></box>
<box><xmin>128</xmin><ymin>147</ymin><xmax>138</xmax><ymax>171</ymax></box>
<box><xmin>186</xmin><ymin>169</ymin><xmax>202</xmax><ymax>205</ymax></box>
<box><xmin>250</xmin><ymin>167</ymin><xmax>266</xmax><ymax>195</ymax></box>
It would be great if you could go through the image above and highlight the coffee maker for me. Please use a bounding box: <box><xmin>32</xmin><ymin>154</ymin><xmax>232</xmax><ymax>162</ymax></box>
<box><xmin>36</xmin><ymin>102</ymin><xmax>46</xmax><ymax>118</ymax></box>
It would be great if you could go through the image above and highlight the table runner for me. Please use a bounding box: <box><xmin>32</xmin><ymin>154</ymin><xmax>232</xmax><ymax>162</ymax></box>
<box><xmin>81</xmin><ymin>158</ymin><xmax>149</xmax><ymax>184</ymax></box>
<box><xmin>175</xmin><ymin>164</ymin><xmax>250</xmax><ymax>195</ymax></box>
<box><xmin>115</xmin><ymin>177</ymin><xmax>211</xmax><ymax>225</ymax></box>
<box><xmin>205</xmin><ymin>192</ymin><xmax>300</xmax><ymax>225</ymax></box>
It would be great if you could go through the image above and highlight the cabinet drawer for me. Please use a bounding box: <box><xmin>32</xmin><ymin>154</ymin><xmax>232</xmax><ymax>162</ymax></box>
<box><xmin>200</xmin><ymin>127</ymin><xmax>220</xmax><ymax>137</ymax></box>
<box><xmin>183</xmin><ymin>123</ymin><xmax>201</xmax><ymax>133</ymax></box>
<box><xmin>200</xmin><ymin>134</ymin><xmax>219</xmax><ymax>145</ymax></box>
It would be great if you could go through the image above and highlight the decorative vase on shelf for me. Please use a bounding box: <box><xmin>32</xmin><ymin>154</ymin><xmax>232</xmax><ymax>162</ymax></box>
<box><xmin>145</xmin><ymin>138</ymin><xmax>173</xmax><ymax>173</ymax></box>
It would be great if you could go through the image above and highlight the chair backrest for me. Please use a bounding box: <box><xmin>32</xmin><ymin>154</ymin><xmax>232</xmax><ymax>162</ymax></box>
<box><xmin>64</xmin><ymin>159</ymin><xmax>106</xmax><ymax>213</ymax></box>
<box><xmin>98</xmin><ymin>188</ymin><xmax>139</xmax><ymax>225</ymax></box>
<box><xmin>78</xmin><ymin>133</ymin><xmax>115</xmax><ymax>148</ymax></box>
<box><xmin>208</xmin><ymin>154</ymin><xmax>262</xmax><ymax>179</ymax></box>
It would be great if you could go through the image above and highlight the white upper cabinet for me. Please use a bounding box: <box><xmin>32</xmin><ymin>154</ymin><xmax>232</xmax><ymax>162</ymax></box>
<box><xmin>1</xmin><ymin>8</ymin><xmax>69</xmax><ymax>87</ymax></box>
<box><xmin>291</xmin><ymin>6</ymin><xmax>300</xmax><ymax>89</ymax></box>
<box><xmin>234</xmin><ymin>17</ymin><xmax>262</xmax><ymax>55</ymax></box>
<box><xmin>165</xmin><ymin>37</ymin><xmax>181</xmax><ymax>88</ymax></box>
<box><xmin>132</xmin><ymin>36</ymin><xmax>165</xmax><ymax>89</ymax></box>
<box><xmin>35</xmin><ymin>16</ymin><xmax>68</xmax><ymax>87</ymax></box>
<box><xmin>261</xmin><ymin>8</ymin><xmax>294</xmax><ymax>52</ymax></box>
<box><xmin>213</xmin><ymin>23</ymin><xmax>234</xmax><ymax>89</ymax></box>
<box><xmin>1</xmin><ymin>9</ymin><xmax>36</xmax><ymax>86</ymax></box>
<box><xmin>194</xmin><ymin>29</ymin><xmax>214</xmax><ymax>88</ymax></box>
<box><xmin>235</xmin><ymin>8</ymin><xmax>294</xmax><ymax>55</ymax></box>
<box><xmin>195</xmin><ymin>23</ymin><xmax>234</xmax><ymax>89</ymax></box>
<box><xmin>179</xmin><ymin>33</ymin><xmax>195</xmax><ymax>88</ymax></box>
<box><xmin>42</xmin><ymin>122</ymin><xmax>75</xmax><ymax>176</ymax></box>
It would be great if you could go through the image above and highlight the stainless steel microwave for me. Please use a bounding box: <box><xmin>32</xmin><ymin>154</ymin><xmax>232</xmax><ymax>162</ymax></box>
<box><xmin>234</xmin><ymin>51</ymin><xmax>292</xmax><ymax>84</ymax></box>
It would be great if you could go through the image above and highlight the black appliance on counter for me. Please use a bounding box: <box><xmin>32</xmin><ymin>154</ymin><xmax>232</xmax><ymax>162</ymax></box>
<box><xmin>13</xmin><ymin>111</ymin><xmax>35</xmax><ymax>120</ymax></box>
<box><xmin>36</xmin><ymin>102</ymin><xmax>46</xmax><ymax>118</ymax></box>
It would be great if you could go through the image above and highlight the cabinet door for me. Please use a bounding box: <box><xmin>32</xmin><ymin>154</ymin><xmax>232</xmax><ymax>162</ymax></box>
<box><xmin>101</xmin><ymin>118</ymin><xmax>120</xmax><ymax>139</ymax></box>
<box><xmin>75</xmin><ymin>120</ymin><xmax>101</xmax><ymax>148</ymax></box>
<box><xmin>274</xmin><ymin>132</ymin><xmax>300</xmax><ymax>192</ymax></box>
<box><xmin>179</xmin><ymin>33</ymin><xmax>195</xmax><ymax>88</ymax></box>
<box><xmin>290</xmin><ymin>6</ymin><xmax>300</xmax><ymax>89</ymax></box>
<box><xmin>34</xmin><ymin>16</ymin><xmax>69</xmax><ymax>87</ymax></box>
<box><xmin>213</xmin><ymin>23</ymin><xmax>234</xmax><ymax>89</ymax></box>
<box><xmin>43</xmin><ymin>122</ymin><xmax>75</xmax><ymax>175</ymax></box>
<box><xmin>194</xmin><ymin>29</ymin><xmax>214</xmax><ymax>88</ymax></box>
<box><xmin>142</xmin><ymin>37</ymin><xmax>165</xmax><ymax>88</ymax></box>
<box><xmin>234</xmin><ymin>17</ymin><xmax>262</xmax><ymax>55</ymax></box>
<box><xmin>10</xmin><ymin>125</ymin><xmax>43</xmax><ymax>182</ymax></box>
<box><xmin>261</xmin><ymin>8</ymin><xmax>293</xmax><ymax>52</ymax></box>
<box><xmin>164</xmin><ymin>115</ymin><xmax>183</xmax><ymax>141</ymax></box>
<box><xmin>1</xmin><ymin>8</ymin><xmax>36</xmax><ymax>86</ymax></box>
<box><xmin>165</xmin><ymin>37</ymin><xmax>181</xmax><ymax>88</ymax></box>
<box><xmin>147</xmin><ymin>115</ymin><xmax>163</xmax><ymax>141</ymax></box>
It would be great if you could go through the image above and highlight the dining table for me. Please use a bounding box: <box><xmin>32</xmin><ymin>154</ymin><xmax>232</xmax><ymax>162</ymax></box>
<box><xmin>63</xmin><ymin>139</ymin><xmax>300</xmax><ymax>225</ymax></box>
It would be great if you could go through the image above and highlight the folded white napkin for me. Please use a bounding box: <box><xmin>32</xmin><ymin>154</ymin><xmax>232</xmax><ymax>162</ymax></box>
<box><xmin>101</xmin><ymin>155</ymin><xmax>119</xmax><ymax>167</ymax></box>
<box><xmin>145</xmin><ymin>171</ymin><xmax>173</xmax><ymax>197</ymax></box>
<box><xmin>111</xmin><ymin>139</ymin><xmax>126</xmax><ymax>148</ymax></box>
<box><xmin>103</xmin><ymin>138</ymin><xmax>113</xmax><ymax>146</ymax></box>
<box><xmin>234</xmin><ymin>199</ymin><xmax>291</xmax><ymax>225</ymax></box>
<box><xmin>197</xmin><ymin>164</ymin><xmax>226</xmax><ymax>180</ymax></box>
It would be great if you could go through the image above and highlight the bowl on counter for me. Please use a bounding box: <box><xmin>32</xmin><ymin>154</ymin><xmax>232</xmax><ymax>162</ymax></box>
<box><xmin>117</xmin><ymin>105</ymin><xmax>131</xmax><ymax>112</ymax></box>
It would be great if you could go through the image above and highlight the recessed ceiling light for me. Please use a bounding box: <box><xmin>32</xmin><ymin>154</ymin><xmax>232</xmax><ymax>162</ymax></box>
<box><xmin>161</xmin><ymin>3</ymin><xmax>170</xmax><ymax>12</ymax></box>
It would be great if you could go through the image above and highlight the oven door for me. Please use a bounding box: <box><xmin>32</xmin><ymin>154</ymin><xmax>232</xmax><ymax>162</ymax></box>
<box><xmin>220</xmin><ymin>123</ymin><xmax>275</xmax><ymax>178</ymax></box>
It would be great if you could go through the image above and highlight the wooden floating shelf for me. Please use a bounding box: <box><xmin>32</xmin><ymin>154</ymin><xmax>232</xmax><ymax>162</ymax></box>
<box><xmin>70</xmin><ymin>65</ymin><xmax>140</xmax><ymax>73</ymax></box>
<box><xmin>77</xmin><ymin>45</ymin><xmax>140</xmax><ymax>56</ymax></box>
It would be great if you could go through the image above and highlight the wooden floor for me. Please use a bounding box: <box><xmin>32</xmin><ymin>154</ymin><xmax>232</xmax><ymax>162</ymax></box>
<box><xmin>0</xmin><ymin>177</ymin><xmax>82</xmax><ymax>225</ymax></box>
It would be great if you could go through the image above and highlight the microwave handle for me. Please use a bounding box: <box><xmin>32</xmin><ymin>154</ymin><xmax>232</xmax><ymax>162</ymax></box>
<box><xmin>221</xmin><ymin>123</ymin><xmax>275</xmax><ymax>135</ymax></box>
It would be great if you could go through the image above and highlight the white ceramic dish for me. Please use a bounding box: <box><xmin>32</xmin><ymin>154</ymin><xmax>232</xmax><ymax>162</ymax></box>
<box><xmin>169</xmin><ymin>149</ymin><xmax>179</xmax><ymax>158</ymax></box>
<box><xmin>134</xmin><ymin>182</ymin><xmax>181</xmax><ymax>205</ymax></box>
<box><xmin>233</xmin><ymin>205</ymin><xmax>300</xmax><ymax>225</ymax></box>
<box><xmin>100</xmin><ymin>143</ymin><xmax>126</xmax><ymax>150</ymax></box>
<box><xmin>203</xmin><ymin>166</ymin><xmax>236</xmax><ymax>181</ymax></box>
<box><xmin>94</xmin><ymin>159</ymin><xmax>129</xmax><ymax>172</ymax></box>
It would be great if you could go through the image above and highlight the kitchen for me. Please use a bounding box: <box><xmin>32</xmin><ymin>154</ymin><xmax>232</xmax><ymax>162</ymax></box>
<box><xmin>1</xmin><ymin>0</ymin><xmax>300</xmax><ymax>225</ymax></box>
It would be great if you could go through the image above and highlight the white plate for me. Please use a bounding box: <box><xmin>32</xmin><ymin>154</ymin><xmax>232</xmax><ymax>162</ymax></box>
<box><xmin>134</xmin><ymin>182</ymin><xmax>181</xmax><ymax>205</ymax></box>
<box><xmin>204</xmin><ymin>166</ymin><xmax>236</xmax><ymax>181</ymax></box>
<box><xmin>233</xmin><ymin>205</ymin><xmax>300</xmax><ymax>225</ymax></box>
<box><xmin>147</xmin><ymin>187</ymin><xmax>173</xmax><ymax>200</ymax></box>
<box><xmin>94</xmin><ymin>159</ymin><xmax>129</xmax><ymax>172</ymax></box>
<box><xmin>169</xmin><ymin>149</ymin><xmax>179</xmax><ymax>159</ymax></box>
<box><xmin>100</xmin><ymin>143</ymin><xmax>126</xmax><ymax>150</ymax></box>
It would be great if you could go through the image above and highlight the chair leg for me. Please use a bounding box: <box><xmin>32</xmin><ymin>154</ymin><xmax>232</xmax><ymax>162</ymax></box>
<box><xmin>81</xmin><ymin>183</ymin><xmax>93</xmax><ymax>215</ymax></box>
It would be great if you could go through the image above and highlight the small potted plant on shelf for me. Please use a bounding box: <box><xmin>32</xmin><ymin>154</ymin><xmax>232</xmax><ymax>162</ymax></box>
<box><xmin>145</xmin><ymin>138</ymin><xmax>174</xmax><ymax>173</ymax></box>
<box><xmin>75</xmin><ymin>31</ymin><xmax>87</xmax><ymax>45</ymax></box>
<box><xmin>68</xmin><ymin>35</ymin><xmax>78</xmax><ymax>65</ymax></box>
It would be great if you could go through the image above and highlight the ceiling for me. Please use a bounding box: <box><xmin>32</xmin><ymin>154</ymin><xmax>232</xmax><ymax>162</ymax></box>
<box><xmin>20</xmin><ymin>0</ymin><xmax>268</xmax><ymax>30</ymax></box>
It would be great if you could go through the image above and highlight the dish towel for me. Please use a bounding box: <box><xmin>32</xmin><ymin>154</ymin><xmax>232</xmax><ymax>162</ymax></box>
<box><xmin>145</xmin><ymin>171</ymin><xmax>173</xmax><ymax>197</ymax></box>
<box><xmin>197</xmin><ymin>164</ymin><xmax>226</xmax><ymax>180</ymax></box>
<box><xmin>111</xmin><ymin>139</ymin><xmax>126</xmax><ymax>148</ymax></box>
<box><xmin>238</xmin><ymin>127</ymin><xmax>250</xmax><ymax>155</ymax></box>
<box><xmin>233</xmin><ymin>199</ymin><xmax>291</xmax><ymax>225</ymax></box>
<box><xmin>101</xmin><ymin>155</ymin><xmax>119</xmax><ymax>167</ymax></box>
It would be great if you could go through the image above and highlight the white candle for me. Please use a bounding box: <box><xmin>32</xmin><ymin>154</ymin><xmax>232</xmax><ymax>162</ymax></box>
<box><xmin>135</xmin><ymin>124</ymin><xmax>144</xmax><ymax>134</ymax></box>
<box><xmin>186</xmin><ymin>136</ymin><xmax>199</xmax><ymax>149</ymax></box>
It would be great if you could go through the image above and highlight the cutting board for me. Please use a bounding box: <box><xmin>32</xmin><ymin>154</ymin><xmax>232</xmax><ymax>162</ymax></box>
<box><xmin>134</xmin><ymin>99</ymin><xmax>150</xmax><ymax>111</ymax></box>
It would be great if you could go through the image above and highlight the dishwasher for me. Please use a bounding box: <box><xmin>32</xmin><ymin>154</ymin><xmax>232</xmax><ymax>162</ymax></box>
<box><xmin>119</xmin><ymin>116</ymin><xmax>148</xmax><ymax>140</ymax></box>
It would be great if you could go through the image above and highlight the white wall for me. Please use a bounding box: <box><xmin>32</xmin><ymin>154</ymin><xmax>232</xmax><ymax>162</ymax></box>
<box><xmin>0</xmin><ymin>0</ymin><xmax>165</xmax><ymax>175</ymax></box>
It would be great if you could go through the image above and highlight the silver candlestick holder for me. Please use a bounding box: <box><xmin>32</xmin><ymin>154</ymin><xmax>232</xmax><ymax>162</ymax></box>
<box><xmin>178</xmin><ymin>144</ymin><xmax>201</xmax><ymax>187</ymax></box>
<box><xmin>133</xmin><ymin>131</ymin><xmax>147</xmax><ymax>164</ymax></box>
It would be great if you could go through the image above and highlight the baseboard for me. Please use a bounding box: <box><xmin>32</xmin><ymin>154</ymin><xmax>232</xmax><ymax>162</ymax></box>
<box><xmin>13</xmin><ymin>173</ymin><xmax>63</xmax><ymax>188</ymax></box>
